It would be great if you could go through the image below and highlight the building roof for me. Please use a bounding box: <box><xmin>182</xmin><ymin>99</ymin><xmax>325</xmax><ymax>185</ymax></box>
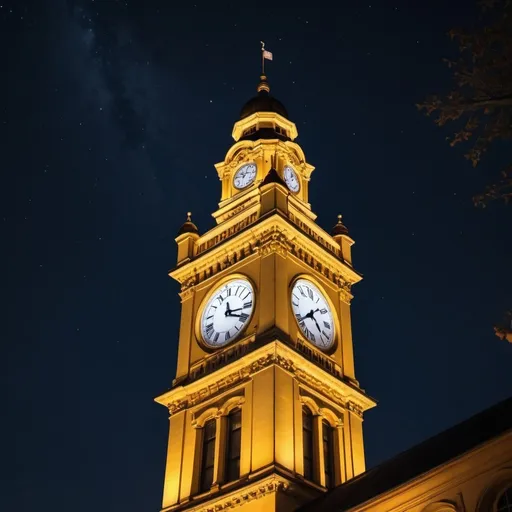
<box><xmin>299</xmin><ymin>396</ymin><xmax>512</xmax><ymax>511</ymax></box>
<box><xmin>239</xmin><ymin>90</ymin><xmax>288</xmax><ymax>120</ymax></box>
<box><xmin>239</xmin><ymin>75</ymin><xmax>289</xmax><ymax>120</ymax></box>
<box><xmin>331</xmin><ymin>215</ymin><xmax>349</xmax><ymax>236</ymax></box>
<box><xmin>177</xmin><ymin>212</ymin><xmax>199</xmax><ymax>236</ymax></box>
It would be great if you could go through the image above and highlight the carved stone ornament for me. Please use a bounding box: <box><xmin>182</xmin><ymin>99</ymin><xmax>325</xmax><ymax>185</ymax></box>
<box><xmin>276</xmin><ymin>145</ymin><xmax>301</xmax><ymax>168</ymax></box>
<box><xmin>347</xmin><ymin>400</ymin><xmax>364</xmax><ymax>418</ymax></box>
<box><xmin>188</xmin><ymin>477</ymin><xmax>289</xmax><ymax>512</ymax></box>
<box><xmin>221</xmin><ymin>146</ymin><xmax>262</xmax><ymax>178</ymax></box>
<box><xmin>168</xmin><ymin>400</ymin><xmax>187</xmax><ymax>415</ymax></box>
<box><xmin>174</xmin><ymin>220</ymin><xmax>358</xmax><ymax>305</ymax></box>
<box><xmin>294</xmin><ymin>368</ymin><xmax>347</xmax><ymax>408</ymax></box>
<box><xmin>165</xmin><ymin>351</ymin><xmax>365</xmax><ymax>418</ymax></box>
<box><xmin>216</xmin><ymin>149</ymin><xmax>252</xmax><ymax>180</ymax></box>
<box><xmin>276</xmin><ymin>144</ymin><xmax>305</xmax><ymax>168</ymax></box>
<box><xmin>258</xmin><ymin>229</ymin><xmax>291</xmax><ymax>257</ymax></box>
<box><xmin>275</xmin><ymin>354</ymin><xmax>295</xmax><ymax>372</ymax></box>
<box><xmin>181</xmin><ymin>276</ymin><xmax>197</xmax><ymax>292</ymax></box>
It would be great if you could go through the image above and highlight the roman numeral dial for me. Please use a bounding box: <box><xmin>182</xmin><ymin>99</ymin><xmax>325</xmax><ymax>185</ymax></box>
<box><xmin>233</xmin><ymin>163</ymin><xmax>257</xmax><ymax>190</ymax></box>
<box><xmin>200</xmin><ymin>278</ymin><xmax>255</xmax><ymax>348</ymax></box>
<box><xmin>291</xmin><ymin>278</ymin><xmax>335</xmax><ymax>351</ymax></box>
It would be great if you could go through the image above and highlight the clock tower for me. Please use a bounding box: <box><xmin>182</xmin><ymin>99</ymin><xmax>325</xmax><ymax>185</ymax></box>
<box><xmin>155</xmin><ymin>74</ymin><xmax>376</xmax><ymax>512</ymax></box>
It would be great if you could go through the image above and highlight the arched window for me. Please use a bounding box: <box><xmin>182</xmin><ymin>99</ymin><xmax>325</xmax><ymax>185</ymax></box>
<box><xmin>322</xmin><ymin>419</ymin><xmax>335</xmax><ymax>488</ymax></box>
<box><xmin>302</xmin><ymin>406</ymin><xmax>314</xmax><ymax>481</ymax></box>
<box><xmin>200</xmin><ymin>419</ymin><xmax>216</xmax><ymax>492</ymax></box>
<box><xmin>497</xmin><ymin>486</ymin><xmax>512</xmax><ymax>511</ymax></box>
<box><xmin>225</xmin><ymin>408</ymin><xmax>242</xmax><ymax>482</ymax></box>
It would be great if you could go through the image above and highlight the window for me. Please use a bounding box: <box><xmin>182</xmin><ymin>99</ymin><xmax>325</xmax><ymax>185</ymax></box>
<box><xmin>225</xmin><ymin>408</ymin><xmax>242</xmax><ymax>482</ymax></box>
<box><xmin>498</xmin><ymin>487</ymin><xmax>512</xmax><ymax>512</ymax></box>
<box><xmin>302</xmin><ymin>406</ymin><xmax>314</xmax><ymax>481</ymax></box>
<box><xmin>322</xmin><ymin>420</ymin><xmax>335</xmax><ymax>488</ymax></box>
<box><xmin>200</xmin><ymin>419</ymin><xmax>216</xmax><ymax>492</ymax></box>
<box><xmin>242</xmin><ymin>126</ymin><xmax>256</xmax><ymax>136</ymax></box>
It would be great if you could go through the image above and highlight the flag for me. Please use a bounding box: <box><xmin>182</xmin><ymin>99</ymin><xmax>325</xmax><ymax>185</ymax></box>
<box><xmin>263</xmin><ymin>50</ymin><xmax>273</xmax><ymax>61</ymax></box>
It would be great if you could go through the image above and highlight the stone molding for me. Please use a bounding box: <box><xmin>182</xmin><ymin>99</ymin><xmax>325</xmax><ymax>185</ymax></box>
<box><xmin>299</xmin><ymin>395</ymin><xmax>344</xmax><ymax>428</ymax></box>
<box><xmin>168</xmin><ymin>475</ymin><xmax>289</xmax><ymax>512</ymax></box>
<box><xmin>156</xmin><ymin>341</ymin><xmax>375</xmax><ymax>417</ymax></box>
<box><xmin>172</xmin><ymin>218</ymin><xmax>358</xmax><ymax>304</ymax></box>
<box><xmin>191</xmin><ymin>396</ymin><xmax>246</xmax><ymax>428</ymax></box>
<box><xmin>346</xmin><ymin>401</ymin><xmax>364</xmax><ymax>419</ymax></box>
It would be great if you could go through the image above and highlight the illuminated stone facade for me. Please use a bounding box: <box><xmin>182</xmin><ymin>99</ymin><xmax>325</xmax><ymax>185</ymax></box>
<box><xmin>154</xmin><ymin>76</ymin><xmax>376</xmax><ymax>511</ymax></box>
<box><xmin>154</xmin><ymin>77</ymin><xmax>512</xmax><ymax>512</ymax></box>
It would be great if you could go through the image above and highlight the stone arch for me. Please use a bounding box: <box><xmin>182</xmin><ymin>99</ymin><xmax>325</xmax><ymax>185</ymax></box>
<box><xmin>192</xmin><ymin>406</ymin><xmax>218</xmax><ymax>428</ymax></box>
<box><xmin>300</xmin><ymin>395</ymin><xmax>322</xmax><ymax>416</ymax></box>
<box><xmin>476</xmin><ymin>467</ymin><xmax>512</xmax><ymax>512</ymax></box>
<box><xmin>319</xmin><ymin>407</ymin><xmax>343</xmax><ymax>428</ymax></box>
<box><xmin>224</xmin><ymin>140</ymin><xmax>254</xmax><ymax>165</ymax></box>
<box><xmin>284</xmin><ymin>141</ymin><xmax>307</xmax><ymax>165</ymax></box>
<box><xmin>218</xmin><ymin>395</ymin><xmax>245</xmax><ymax>416</ymax></box>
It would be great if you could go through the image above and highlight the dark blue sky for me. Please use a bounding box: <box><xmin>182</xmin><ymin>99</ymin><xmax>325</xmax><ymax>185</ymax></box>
<box><xmin>3</xmin><ymin>2</ymin><xmax>511</xmax><ymax>511</ymax></box>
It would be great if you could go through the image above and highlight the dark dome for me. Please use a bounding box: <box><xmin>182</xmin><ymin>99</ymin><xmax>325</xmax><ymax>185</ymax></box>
<box><xmin>240</xmin><ymin>90</ymin><xmax>289</xmax><ymax>120</ymax></box>
<box><xmin>177</xmin><ymin>212</ymin><xmax>199</xmax><ymax>236</ymax></box>
<box><xmin>332</xmin><ymin>215</ymin><xmax>349</xmax><ymax>236</ymax></box>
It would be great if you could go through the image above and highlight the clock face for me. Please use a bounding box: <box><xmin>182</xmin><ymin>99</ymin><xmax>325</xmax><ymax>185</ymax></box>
<box><xmin>233</xmin><ymin>163</ymin><xmax>257</xmax><ymax>189</ymax></box>
<box><xmin>291</xmin><ymin>278</ymin><xmax>335</xmax><ymax>350</ymax></box>
<box><xmin>200</xmin><ymin>278</ymin><xmax>255</xmax><ymax>348</ymax></box>
<box><xmin>283</xmin><ymin>165</ymin><xmax>300</xmax><ymax>193</ymax></box>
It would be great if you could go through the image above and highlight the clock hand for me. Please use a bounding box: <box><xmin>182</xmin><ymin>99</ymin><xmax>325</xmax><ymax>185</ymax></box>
<box><xmin>226</xmin><ymin>313</ymin><xmax>241</xmax><ymax>318</ymax></box>
<box><xmin>312</xmin><ymin>316</ymin><xmax>322</xmax><ymax>333</ymax></box>
<box><xmin>227</xmin><ymin>306</ymin><xmax>252</xmax><ymax>313</ymax></box>
<box><xmin>297</xmin><ymin>311</ymin><xmax>312</xmax><ymax>323</ymax></box>
<box><xmin>224</xmin><ymin>302</ymin><xmax>232</xmax><ymax>316</ymax></box>
<box><xmin>299</xmin><ymin>308</ymin><xmax>321</xmax><ymax>323</ymax></box>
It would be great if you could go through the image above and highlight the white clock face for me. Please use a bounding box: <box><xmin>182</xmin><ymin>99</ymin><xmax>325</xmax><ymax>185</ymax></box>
<box><xmin>233</xmin><ymin>163</ymin><xmax>257</xmax><ymax>189</ymax></box>
<box><xmin>200</xmin><ymin>278</ymin><xmax>254</xmax><ymax>348</ymax></box>
<box><xmin>291</xmin><ymin>278</ymin><xmax>335</xmax><ymax>350</ymax></box>
<box><xmin>283</xmin><ymin>165</ymin><xmax>300</xmax><ymax>193</ymax></box>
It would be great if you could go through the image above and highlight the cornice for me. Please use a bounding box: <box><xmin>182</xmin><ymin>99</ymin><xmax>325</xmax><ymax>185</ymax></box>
<box><xmin>288</xmin><ymin>194</ymin><xmax>316</xmax><ymax>221</ymax></box>
<box><xmin>154</xmin><ymin>340</ymin><xmax>376</xmax><ymax>416</ymax></box>
<box><xmin>169</xmin><ymin>215</ymin><xmax>361</xmax><ymax>303</ymax></box>
<box><xmin>212</xmin><ymin>190</ymin><xmax>261</xmax><ymax>224</ymax></box>
<box><xmin>163</xmin><ymin>474</ymin><xmax>290</xmax><ymax>512</ymax></box>
<box><xmin>231</xmin><ymin>112</ymin><xmax>298</xmax><ymax>141</ymax></box>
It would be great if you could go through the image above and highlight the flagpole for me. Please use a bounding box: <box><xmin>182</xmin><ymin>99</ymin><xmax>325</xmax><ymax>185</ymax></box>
<box><xmin>260</xmin><ymin>40</ymin><xmax>265</xmax><ymax>75</ymax></box>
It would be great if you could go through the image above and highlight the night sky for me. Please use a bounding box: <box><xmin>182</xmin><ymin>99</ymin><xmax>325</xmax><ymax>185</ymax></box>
<box><xmin>3</xmin><ymin>1</ymin><xmax>512</xmax><ymax>511</ymax></box>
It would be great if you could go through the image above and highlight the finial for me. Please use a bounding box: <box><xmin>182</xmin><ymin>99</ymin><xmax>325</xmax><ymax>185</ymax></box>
<box><xmin>257</xmin><ymin>74</ymin><xmax>270</xmax><ymax>93</ymax></box>
<box><xmin>332</xmin><ymin>213</ymin><xmax>349</xmax><ymax>236</ymax></box>
<box><xmin>177</xmin><ymin>211</ymin><xmax>199</xmax><ymax>236</ymax></box>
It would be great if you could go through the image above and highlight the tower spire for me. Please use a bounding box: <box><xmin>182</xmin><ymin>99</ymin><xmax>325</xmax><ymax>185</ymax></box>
<box><xmin>156</xmin><ymin>69</ymin><xmax>374</xmax><ymax>512</ymax></box>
